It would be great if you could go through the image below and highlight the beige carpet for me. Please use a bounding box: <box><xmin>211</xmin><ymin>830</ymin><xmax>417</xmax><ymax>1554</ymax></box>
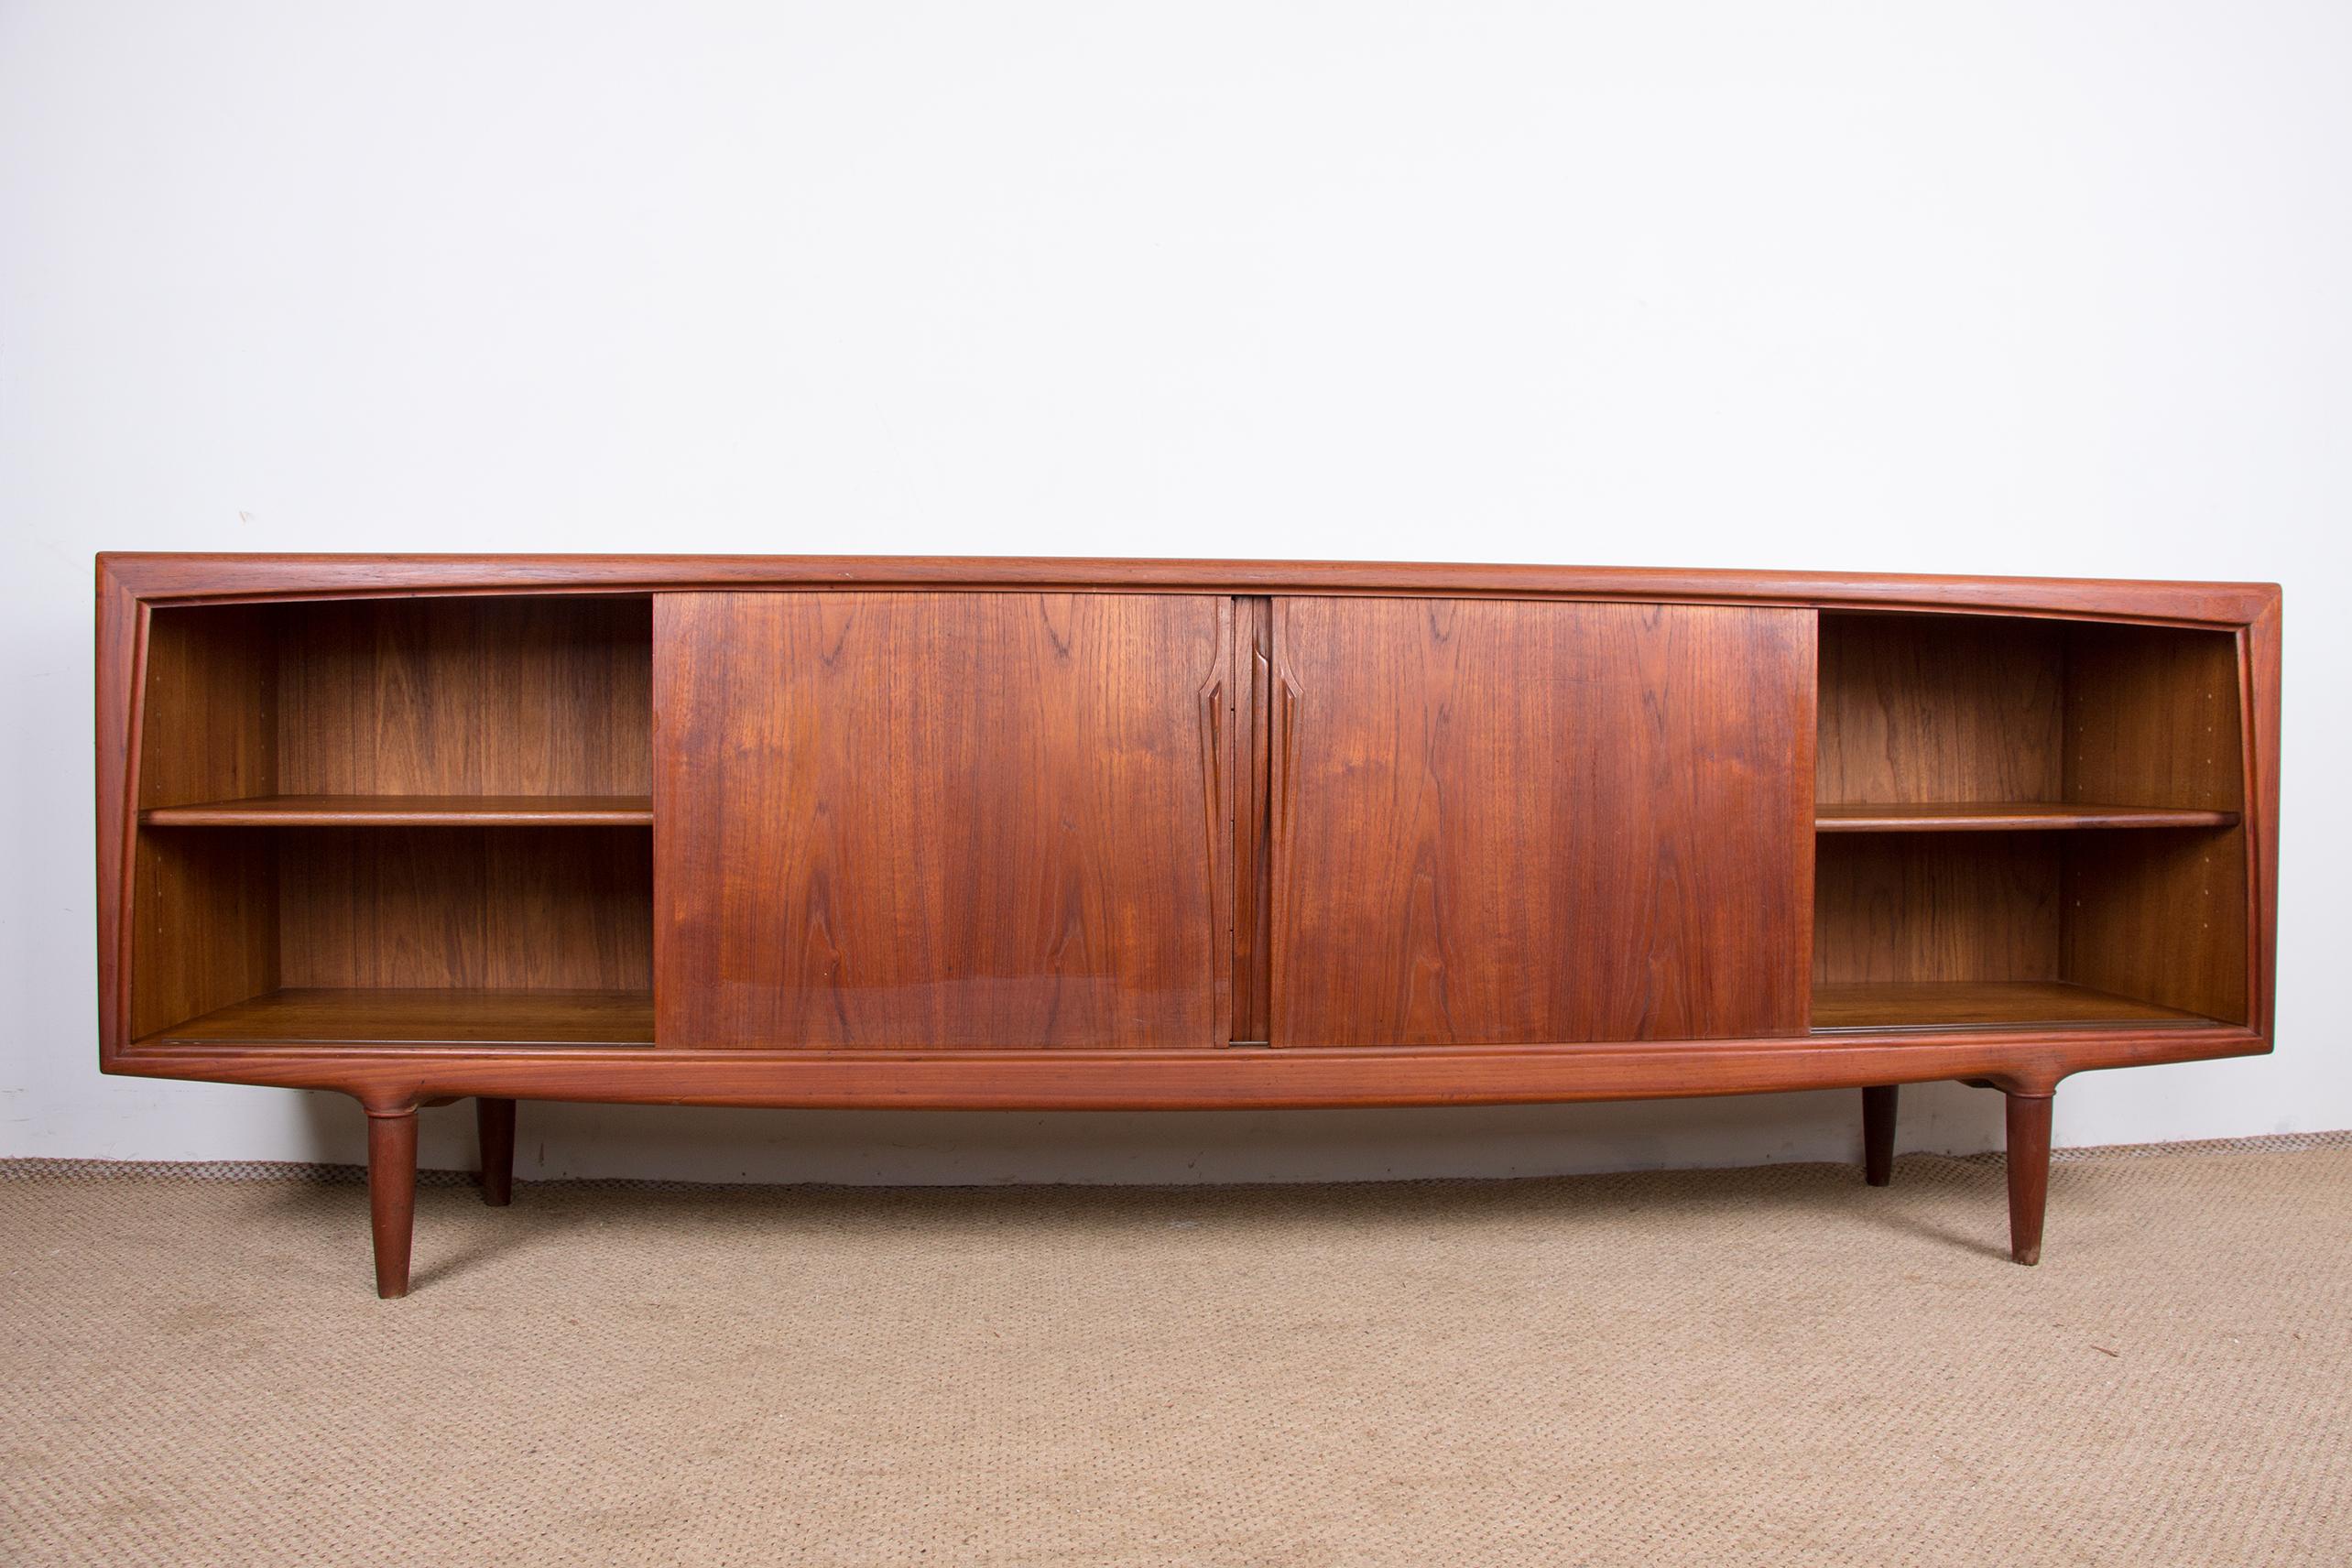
<box><xmin>4</xmin><ymin>1141</ymin><xmax>2348</xmax><ymax>1567</ymax></box>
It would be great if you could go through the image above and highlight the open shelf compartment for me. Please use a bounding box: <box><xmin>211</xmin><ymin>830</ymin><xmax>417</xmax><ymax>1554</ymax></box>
<box><xmin>129</xmin><ymin>824</ymin><xmax>656</xmax><ymax>1047</ymax></box>
<box><xmin>129</xmin><ymin>596</ymin><xmax>655</xmax><ymax>1048</ymax></box>
<box><xmin>1812</xmin><ymin>612</ymin><xmax>2249</xmax><ymax>1034</ymax></box>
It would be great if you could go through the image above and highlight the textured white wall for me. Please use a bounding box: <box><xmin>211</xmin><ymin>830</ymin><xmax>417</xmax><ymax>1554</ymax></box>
<box><xmin>3</xmin><ymin>0</ymin><xmax>2345</xmax><ymax>1181</ymax></box>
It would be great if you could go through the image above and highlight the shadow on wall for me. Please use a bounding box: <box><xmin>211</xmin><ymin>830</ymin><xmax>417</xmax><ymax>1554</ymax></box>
<box><xmin>289</xmin><ymin>1083</ymin><xmax>2010</xmax><ymax>1186</ymax></box>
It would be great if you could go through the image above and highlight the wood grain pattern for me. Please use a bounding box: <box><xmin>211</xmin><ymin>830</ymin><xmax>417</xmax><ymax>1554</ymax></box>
<box><xmin>276</xmin><ymin>596</ymin><xmax>650</xmax><ymax>796</ymax></box>
<box><xmin>278</xmin><ymin>827</ymin><xmax>651</xmax><ymax>991</ymax></box>
<box><xmin>1270</xmin><ymin>598</ymin><xmax>1814</xmax><ymax>1046</ymax></box>
<box><xmin>1816</xmin><ymin>802</ymin><xmax>2238</xmax><ymax>833</ymax></box>
<box><xmin>654</xmin><ymin>593</ymin><xmax>1232</xmax><ymax>1049</ymax></box>
<box><xmin>150</xmin><ymin>988</ymin><xmax>653</xmax><ymax>1046</ymax></box>
<box><xmin>142</xmin><ymin>795</ymin><xmax>653</xmax><ymax>826</ymax></box>
<box><xmin>1817</xmin><ymin>613</ymin><xmax>2064</xmax><ymax>805</ymax></box>
<box><xmin>1812</xmin><ymin>981</ymin><xmax>2212</xmax><ymax>1032</ymax></box>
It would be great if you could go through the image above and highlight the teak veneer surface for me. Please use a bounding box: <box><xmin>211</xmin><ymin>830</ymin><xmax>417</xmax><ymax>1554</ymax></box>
<box><xmin>1269</xmin><ymin>598</ymin><xmax>1814</xmax><ymax>1046</ymax></box>
<box><xmin>654</xmin><ymin>593</ymin><xmax>1233</xmax><ymax>1050</ymax></box>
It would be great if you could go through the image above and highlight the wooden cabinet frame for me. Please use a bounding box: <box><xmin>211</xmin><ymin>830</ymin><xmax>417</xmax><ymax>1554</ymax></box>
<box><xmin>93</xmin><ymin>554</ymin><xmax>2283</xmax><ymax>1293</ymax></box>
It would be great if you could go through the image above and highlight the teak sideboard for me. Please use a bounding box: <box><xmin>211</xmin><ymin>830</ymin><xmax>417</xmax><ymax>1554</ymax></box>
<box><xmin>93</xmin><ymin>555</ymin><xmax>2282</xmax><ymax>1296</ymax></box>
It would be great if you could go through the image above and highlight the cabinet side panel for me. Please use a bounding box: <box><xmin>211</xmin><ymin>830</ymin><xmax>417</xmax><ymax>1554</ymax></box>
<box><xmin>2063</xmin><ymin>623</ymin><xmax>2244</xmax><ymax>811</ymax></box>
<box><xmin>654</xmin><ymin>593</ymin><xmax>1231</xmax><ymax>1049</ymax></box>
<box><xmin>1271</xmin><ymin>599</ymin><xmax>1814</xmax><ymax>1046</ymax></box>
<box><xmin>2247</xmin><ymin>601</ymin><xmax>2281</xmax><ymax>1037</ymax></box>
<box><xmin>2062</xmin><ymin>832</ymin><xmax>2247</xmax><ymax>1024</ymax></box>
<box><xmin>130</xmin><ymin>832</ymin><xmax>278</xmax><ymax>1039</ymax></box>
<box><xmin>2061</xmin><ymin>622</ymin><xmax>2249</xmax><ymax>1023</ymax></box>
<box><xmin>96</xmin><ymin>566</ymin><xmax>137</xmax><ymax>1058</ymax></box>
<box><xmin>137</xmin><ymin>608</ymin><xmax>278</xmax><ymax>808</ymax></box>
<box><xmin>129</xmin><ymin>607</ymin><xmax>281</xmax><ymax>1038</ymax></box>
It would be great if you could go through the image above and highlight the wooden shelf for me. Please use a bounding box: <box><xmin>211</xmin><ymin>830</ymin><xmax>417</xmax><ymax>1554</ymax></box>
<box><xmin>146</xmin><ymin>988</ymin><xmax>655</xmax><ymax>1047</ymax></box>
<box><xmin>1815</xmin><ymin>802</ymin><xmax>2238</xmax><ymax>833</ymax></box>
<box><xmin>140</xmin><ymin>795</ymin><xmax>653</xmax><ymax>827</ymax></box>
<box><xmin>1811</xmin><ymin>982</ymin><xmax>2218</xmax><ymax>1034</ymax></box>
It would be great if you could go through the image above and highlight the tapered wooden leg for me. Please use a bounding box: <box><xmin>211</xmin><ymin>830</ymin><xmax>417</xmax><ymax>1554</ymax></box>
<box><xmin>476</xmin><ymin>1096</ymin><xmax>516</xmax><ymax>1207</ymax></box>
<box><xmin>1862</xmin><ymin>1085</ymin><xmax>1899</xmax><ymax>1187</ymax></box>
<box><xmin>366</xmin><ymin>1107</ymin><xmax>419</xmax><ymax>1299</ymax></box>
<box><xmin>2005</xmin><ymin>1092</ymin><xmax>2053</xmax><ymax>1267</ymax></box>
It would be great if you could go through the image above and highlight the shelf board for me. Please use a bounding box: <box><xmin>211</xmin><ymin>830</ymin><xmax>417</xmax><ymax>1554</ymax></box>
<box><xmin>145</xmin><ymin>988</ymin><xmax>655</xmax><ymax>1047</ymax></box>
<box><xmin>1812</xmin><ymin>981</ymin><xmax>2218</xmax><ymax>1034</ymax></box>
<box><xmin>140</xmin><ymin>794</ymin><xmax>654</xmax><ymax>827</ymax></box>
<box><xmin>1815</xmin><ymin>801</ymin><xmax>2238</xmax><ymax>833</ymax></box>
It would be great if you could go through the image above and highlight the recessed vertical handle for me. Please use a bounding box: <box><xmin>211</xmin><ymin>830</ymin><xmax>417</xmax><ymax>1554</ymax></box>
<box><xmin>1264</xmin><ymin>670</ymin><xmax>1300</xmax><ymax>1046</ymax></box>
<box><xmin>1272</xmin><ymin>675</ymin><xmax>1300</xmax><ymax>842</ymax></box>
<box><xmin>1198</xmin><ymin>671</ymin><xmax>1230</xmax><ymax>1043</ymax></box>
<box><xmin>1198</xmin><ymin>677</ymin><xmax>1227</xmax><ymax>870</ymax></box>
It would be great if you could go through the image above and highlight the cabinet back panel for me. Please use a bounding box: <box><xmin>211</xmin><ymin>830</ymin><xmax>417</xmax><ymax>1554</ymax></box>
<box><xmin>1271</xmin><ymin>599</ymin><xmax>1815</xmax><ymax>1046</ymax></box>
<box><xmin>276</xmin><ymin>597</ymin><xmax>651</xmax><ymax>796</ymax></box>
<box><xmin>1813</xmin><ymin>834</ymin><xmax>2061</xmax><ymax>985</ymax></box>
<box><xmin>654</xmin><ymin>593</ymin><xmax>1233</xmax><ymax>1049</ymax></box>
<box><xmin>2064</xmin><ymin>623</ymin><xmax>2244</xmax><ymax>811</ymax></box>
<box><xmin>1818</xmin><ymin>614</ymin><xmax>2064</xmax><ymax>804</ymax></box>
<box><xmin>2064</xmin><ymin>830</ymin><xmax>2248</xmax><ymax>1023</ymax></box>
<box><xmin>278</xmin><ymin>828</ymin><xmax>652</xmax><ymax>990</ymax></box>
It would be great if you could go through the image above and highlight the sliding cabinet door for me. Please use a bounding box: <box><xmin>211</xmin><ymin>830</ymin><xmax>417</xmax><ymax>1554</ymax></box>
<box><xmin>1270</xmin><ymin>598</ymin><xmax>1813</xmax><ymax>1046</ymax></box>
<box><xmin>656</xmin><ymin>593</ymin><xmax>1232</xmax><ymax>1049</ymax></box>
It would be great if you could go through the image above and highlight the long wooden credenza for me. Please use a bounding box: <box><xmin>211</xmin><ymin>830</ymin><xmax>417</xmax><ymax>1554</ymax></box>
<box><xmin>94</xmin><ymin>555</ymin><xmax>2281</xmax><ymax>1295</ymax></box>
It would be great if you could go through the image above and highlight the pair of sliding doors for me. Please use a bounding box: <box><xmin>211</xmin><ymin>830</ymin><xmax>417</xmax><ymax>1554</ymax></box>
<box><xmin>654</xmin><ymin>593</ymin><xmax>1814</xmax><ymax>1051</ymax></box>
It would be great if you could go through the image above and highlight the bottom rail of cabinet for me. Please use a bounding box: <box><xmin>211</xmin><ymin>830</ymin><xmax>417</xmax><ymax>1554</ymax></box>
<box><xmin>110</xmin><ymin>1024</ymin><xmax>2266</xmax><ymax>1113</ymax></box>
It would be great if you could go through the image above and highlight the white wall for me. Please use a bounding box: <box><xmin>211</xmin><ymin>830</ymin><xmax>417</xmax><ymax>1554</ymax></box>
<box><xmin>3</xmin><ymin>0</ymin><xmax>2346</xmax><ymax>1182</ymax></box>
